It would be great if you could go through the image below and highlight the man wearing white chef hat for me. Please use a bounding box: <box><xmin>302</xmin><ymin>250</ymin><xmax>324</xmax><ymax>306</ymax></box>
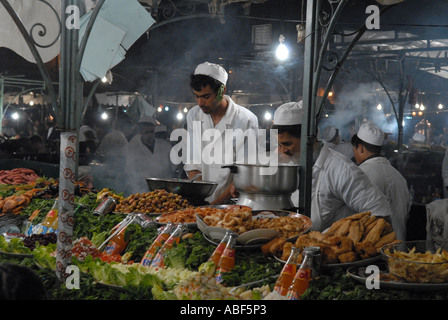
<box><xmin>352</xmin><ymin>121</ymin><xmax>412</xmax><ymax>240</ymax></box>
<box><xmin>272</xmin><ymin>102</ymin><xmax>392</xmax><ymax>231</ymax></box>
<box><xmin>320</xmin><ymin>125</ymin><xmax>354</xmax><ymax>160</ymax></box>
<box><xmin>184</xmin><ymin>61</ymin><xmax>259</xmax><ymax>204</ymax></box>
<box><xmin>124</xmin><ymin>115</ymin><xmax>177</xmax><ymax>195</ymax></box>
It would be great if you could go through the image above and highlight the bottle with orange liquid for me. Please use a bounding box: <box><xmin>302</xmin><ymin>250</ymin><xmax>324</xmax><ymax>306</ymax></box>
<box><xmin>208</xmin><ymin>230</ymin><xmax>233</xmax><ymax>266</ymax></box>
<box><xmin>286</xmin><ymin>247</ymin><xmax>318</xmax><ymax>300</ymax></box>
<box><xmin>215</xmin><ymin>232</ymin><xmax>237</xmax><ymax>284</ymax></box>
<box><xmin>140</xmin><ymin>222</ymin><xmax>175</xmax><ymax>266</ymax></box>
<box><xmin>103</xmin><ymin>215</ymin><xmax>135</xmax><ymax>255</ymax></box>
<box><xmin>150</xmin><ymin>223</ymin><xmax>186</xmax><ymax>268</ymax></box>
<box><xmin>37</xmin><ymin>199</ymin><xmax>59</xmax><ymax>234</ymax></box>
<box><xmin>273</xmin><ymin>246</ymin><xmax>300</xmax><ymax>296</ymax></box>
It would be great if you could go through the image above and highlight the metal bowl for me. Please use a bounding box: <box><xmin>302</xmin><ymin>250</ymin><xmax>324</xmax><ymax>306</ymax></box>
<box><xmin>146</xmin><ymin>177</ymin><xmax>218</xmax><ymax>199</ymax></box>
<box><xmin>224</xmin><ymin>163</ymin><xmax>299</xmax><ymax>195</ymax></box>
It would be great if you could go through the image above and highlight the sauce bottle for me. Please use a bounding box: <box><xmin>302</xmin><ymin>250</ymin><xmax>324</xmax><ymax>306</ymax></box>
<box><xmin>150</xmin><ymin>223</ymin><xmax>186</xmax><ymax>268</ymax></box>
<box><xmin>215</xmin><ymin>232</ymin><xmax>237</xmax><ymax>284</ymax></box>
<box><xmin>103</xmin><ymin>216</ymin><xmax>134</xmax><ymax>255</ymax></box>
<box><xmin>38</xmin><ymin>199</ymin><xmax>59</xmax><ymax>234</ymax></box>
<box><xmin>208</xmin><ymin>230</ymin><xmax>233</xmax><ymax>266</ymax></box>
<box><xmin>273</xmin><ymin>246</ymin><xmax>300</xmax><ymax>296</ymax></box>
<box><xmin>140</xmin><ymin>222</ymin><xmax>174</xmax><ymax>266</ymax></box>
<box><xmin>286</xmin><ymin>247</ymin><xmax>317</xmax><ymax>300</ymax></box>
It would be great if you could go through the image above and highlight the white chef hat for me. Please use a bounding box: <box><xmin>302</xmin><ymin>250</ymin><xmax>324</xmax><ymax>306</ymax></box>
<box><xmin>321</xmin><ymin>126</ymin><xmax>337</xmax><ymax>142</ymax></box>
<box><xmin>194</xmin><ymin>62</ymin><xmax>228</xmax><ymax>86</ymax></box>
<box><xmin>357</xmin><ymin>121</ymin><xmax>384</xmax><ymax>146</ymax></box>
<box><xmin>273</xmin><ymin>101</ymin><xmax>303</xmax><ymax>125</ymax></box>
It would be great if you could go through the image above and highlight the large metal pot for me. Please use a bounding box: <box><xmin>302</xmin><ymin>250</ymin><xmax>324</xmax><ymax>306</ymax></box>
<box><xmin>224</xmin><ymin>163</ymin><xmax>299</xmax><ymax>195</ymax></box>
<box><xmin>146</xmin><ymin>177</ymin><xmax>218</xmax><ymax>200</ymax></box>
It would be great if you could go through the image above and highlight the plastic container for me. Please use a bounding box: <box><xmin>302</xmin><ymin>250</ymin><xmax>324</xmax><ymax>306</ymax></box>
<box><xmin>381</xmin><ymin>240</ymin><xmax>448</xmax><ymax>283</ymax></box>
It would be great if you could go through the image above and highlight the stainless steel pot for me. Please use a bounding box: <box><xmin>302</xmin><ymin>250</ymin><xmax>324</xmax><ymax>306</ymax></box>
<box><xmin>146</xmin><ymin>177</ymin><xmax>218</xmax><ymax>199</ymax></box>
<box><xmin>224</xmin><ymin>163</ymin><xmax>299</xmax><ymax>195</ymax></box>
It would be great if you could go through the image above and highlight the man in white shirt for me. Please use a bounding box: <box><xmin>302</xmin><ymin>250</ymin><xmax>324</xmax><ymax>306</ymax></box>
<box><xmin>125</xmin><ymin>116</ymin><xmax>176</xmax><ymax>195</ymax></box>
<box><xmin>272</xmin><ymin>102</ymin><xmax>392</xmax><ymax>231</ymax></box>
<box><xmin>351</xmin><ymin>121</ymin><xmax>412</xmax><ymax>240</ymax></box>
<box><xmin>184</xmin><ymin>62</ymin><xmax>259</xmax><ymax>204</ymax></box>
<box><xmin>321</xmin><ymin>125</ymin><xmax>354</xmax><ymax>160</ymax></box>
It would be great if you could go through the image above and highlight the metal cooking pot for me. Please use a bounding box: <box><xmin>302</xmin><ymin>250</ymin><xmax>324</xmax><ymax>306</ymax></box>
<box><xmin>223</xmin><ymin>163</ymin><xmax>299</xmax><ymax>195</ymax></box>
<box><xmin>146</xmin><ymin>177</ymin><xmax>218</xmax><ymax>199</ymax></box>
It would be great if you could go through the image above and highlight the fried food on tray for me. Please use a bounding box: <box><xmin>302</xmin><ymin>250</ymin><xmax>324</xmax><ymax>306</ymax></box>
<box><xmin>203</xmin><ymin>206</ymin><xmax>253</xmax><ymax>234</ymax></box>
<box><xmin>202</xmin><ymin>207</ymin><xmax>309</xmax><ymax>237</ymax></box>
<box><xmin>261</xmin><ymin>237</ymin><xmax>286</xmax><ymax>256</ymax></box>
<box><xmin>265</xmin><ymin>212</ymin><xmax>399</xmax><ymax>265</ymax></box>
<box><xmin>252</xmin><ymin>216</ymin><xmax>308</xmax><ymax>239</ymax></box>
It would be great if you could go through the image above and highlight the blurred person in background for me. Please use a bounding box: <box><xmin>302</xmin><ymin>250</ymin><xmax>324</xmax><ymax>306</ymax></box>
<box><xmin>321</xmin><ymin>125</ymin><xmax>354</xmax><ymax>160</ymax></box>
<box><xmin>1</xmin><ymin>118</ymin><xmax>18</xmax><ymax>139</ymax></box>
<box><xmin>124</xmin><ymin>115</ymin><xmax>176</xmax><ymax>195</ymax></box>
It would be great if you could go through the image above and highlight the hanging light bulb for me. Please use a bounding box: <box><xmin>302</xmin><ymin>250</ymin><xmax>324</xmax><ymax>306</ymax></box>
<box><xmin>264</xmin><ymin>111</ymin><xmax>272</xmax><ymax>120</ymax></box>
<box><xmin>276</xmin><ymin>34</ymin><xmax>289</xmax><ymax>61</ymax></box>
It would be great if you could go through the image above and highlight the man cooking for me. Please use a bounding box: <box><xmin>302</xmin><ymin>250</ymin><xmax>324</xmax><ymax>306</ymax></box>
<box><xmin>272</xmin><ymin>101</ymin><xmax>392</xmax><ymax>231</ymax></box>
<box><xmin>184</xmin><ymin>61</ymin><xmax>259</xmax><ymax>204</ymax></box>
<box><xmin>351</xmin><ymin>121</ymin><xmax>412</xmax><ymax>241</ymax></box>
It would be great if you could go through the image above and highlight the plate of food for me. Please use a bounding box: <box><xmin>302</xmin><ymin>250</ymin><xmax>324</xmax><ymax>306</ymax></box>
<box><xmin>347</xmin><ymin>264</ymin><xmax>448</xmax><ymax>291</ymax></box>
<box><xmin>262</xmin><ymin>211</ymin><xmax>398</xmax><ymax>267</ymax></box>
<box><xmin>155</xmin><ymin>206</ymin><xmax>226</xmax><ymax>226</ymax></box>
<box><xmin>197</xmin><ymin>207</ymin><xmax>311</xmax><ymax>246</ymax></box>
<box><xmin>381</xmin><ymin>240</ymin><xmax>448</xmax><ymax>283</ymax></box>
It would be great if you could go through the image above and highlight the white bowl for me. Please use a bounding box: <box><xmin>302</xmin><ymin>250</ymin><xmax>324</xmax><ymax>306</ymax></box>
<box><xmin>206</xmin><ymin>226</ymin><xmax>232</xmax><ymax>242</ymax></box>
<box><xmin>236</xmin><ymin>228</ymin><xmax>279</xmax><ymax>245</ymax></box>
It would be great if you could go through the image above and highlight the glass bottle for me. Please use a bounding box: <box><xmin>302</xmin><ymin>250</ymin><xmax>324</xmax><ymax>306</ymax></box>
<box><xmin>208</xmin><ymin>230</ymin><xmax>233</xmax><ymax>266</ymax></box>
<box><xmin>103</xmin><ymin>215</ymin><xmax>135</xmax><ymax>255</ymax></box>
<box><xmin>215</xmin><ymin>232</ymin><xmax>237</xmax><ymax>284</ymax></box>
<box><xmin>150</xmin><ymin>223</ymin><xmax>186</xmax><ymax>268</ymax></box>
<box><xmin>140</xmin><ymin>222</ymin><xmax>174</xmax><ymax>266</ymax></box>
<box><xmin>286</xmin><ymin>247</ymin><xmax>316</xmax><ymax>300</ymax></box>
<box><xmin>273</xmin><ymin>246</ymin><xmax>300</xmax><ymax>296</ymax></box>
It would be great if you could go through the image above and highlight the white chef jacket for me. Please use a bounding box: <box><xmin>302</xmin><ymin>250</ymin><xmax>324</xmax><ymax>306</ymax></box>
<box><xmin>125</xmin><ymin>134</ymin><xmax>176</xmax><ymax>195</ymax></box>
<box><xmin>184</xmin><ymin>95</ymin><xmax>259</xmax><ymax>203</ymax></box>
<box><xmin>310</xmin><ymin>144</ymin><xmax>392</xmax><ymax>231</ymax></box>
<box><xmin>359</xmin><ymin>156</ymin><xmax>412</xmax><ymax>241</ymax></box>
<box><xmin>97</xmin><ymin>130</ymin><xmax>128</xmax><ymax>158</ymax></box>
<box><xmin>325</xmin><ymin>141</ymin><xmax>354</xmax><ymax>160</ymax></box>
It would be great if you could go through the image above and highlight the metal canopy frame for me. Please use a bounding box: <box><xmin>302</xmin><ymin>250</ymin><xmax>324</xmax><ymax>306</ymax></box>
<box><xmin>298</xmin><ymin>0</ymin><xmax>400</xmax><ymax>214</ymax></box>
<box><xmin>0</xmin><ymin>0</ymin><xmax>106</xmax><ymax>281</ymax></box>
